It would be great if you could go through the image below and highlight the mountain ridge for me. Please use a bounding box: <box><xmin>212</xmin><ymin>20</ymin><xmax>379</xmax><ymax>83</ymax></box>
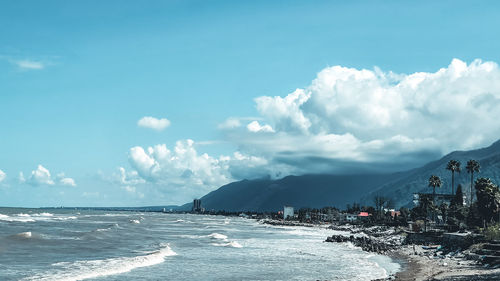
<box><xmin>179</xmin><ymin>139</ymin><xmax>500</xmax><ymax>211</ymax></box>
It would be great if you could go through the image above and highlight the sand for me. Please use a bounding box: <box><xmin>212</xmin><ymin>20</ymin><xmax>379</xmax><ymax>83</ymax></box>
<box><xmin>388</xmin><ymin>245</ymin><xmax>500</xmax><ymax>281</ymax></box>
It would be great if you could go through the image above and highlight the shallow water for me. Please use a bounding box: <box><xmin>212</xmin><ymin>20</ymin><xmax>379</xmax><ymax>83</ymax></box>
<box><xmin>0</xmin><ymin>208</ymin><xmax>400</xmax><ymax>280</ymax></box>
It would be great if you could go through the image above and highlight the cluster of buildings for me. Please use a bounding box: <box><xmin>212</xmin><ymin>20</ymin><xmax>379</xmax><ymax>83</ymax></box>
<box><xmin>279</xmin><ymin>206</ymin><xmax>400</xmax><ymax>223</ymax></box>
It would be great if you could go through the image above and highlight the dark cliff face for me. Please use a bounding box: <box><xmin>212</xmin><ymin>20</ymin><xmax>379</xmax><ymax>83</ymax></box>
<box><xmin>178</xmin><ymin>139</ymin><xmax>500</xmax><ymax>211</ymax></box>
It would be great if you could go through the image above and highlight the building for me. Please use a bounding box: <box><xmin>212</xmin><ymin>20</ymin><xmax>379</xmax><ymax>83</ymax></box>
<box><xmin>283</xmin><ymin>206</ymin><xmax>294</xmax><ymax>220</ymax></box>
<box><xmin>413</xmin><ymin>193</ymin><xmax>459</xmax><ymax>207</ymax></box>
<box><xmin>341</xmin><ymin>213</ymin><xmax>358</xmax><ymax>222</ymax></box>
<box><xmin>389</xmin><ymin>210</ymin><xmax>401</xmax><ymax>218</ymax></box>
<box><xmin>192</xmin><ymin>199</ymin><xmax>203</xmax><ymax>213</ymax></box>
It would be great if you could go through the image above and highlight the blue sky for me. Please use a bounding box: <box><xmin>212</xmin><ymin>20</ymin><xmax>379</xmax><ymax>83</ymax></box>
<box><xmin>2</xmin><ymin>0</ymin><xmax>500</xmax><ymax>207</ymax></box>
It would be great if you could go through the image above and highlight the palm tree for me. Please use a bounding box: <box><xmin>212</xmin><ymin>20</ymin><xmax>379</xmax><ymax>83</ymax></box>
<box><xmin>446</xmin><ymin>160</ymin><xmax>461</xmax><ymax>195</ymax></box>
<box><xmin>428</xmin><ymin>175</ymin><xmax>442</xmax><ymax>204</ymax></box>
<box><xmin>466</xmin><ymin>160</ymin><xmax>480</xmax><ymax>205</ymax></box>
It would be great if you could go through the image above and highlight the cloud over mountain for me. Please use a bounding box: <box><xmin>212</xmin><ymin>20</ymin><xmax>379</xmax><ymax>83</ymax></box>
<box><xmin>126</xmin><ymin>59</ymin><xmax>500</xmax><ymax>198</ymax></box>
<box><xmin>224</xmin><ymin>59</ymin><xmax>500</xmax><ymax>174</ymax></box>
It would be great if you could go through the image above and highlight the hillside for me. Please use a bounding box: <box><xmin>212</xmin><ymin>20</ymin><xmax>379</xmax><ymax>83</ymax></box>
<box><xmin>179</xmin><ymin>173</ymin><xmax>408</xmax><ymax>212</ymax></box>
<box><xmin>360</xmin><ymin>139</ymin><xmax>500</xmax><ymax>207</ymax></box>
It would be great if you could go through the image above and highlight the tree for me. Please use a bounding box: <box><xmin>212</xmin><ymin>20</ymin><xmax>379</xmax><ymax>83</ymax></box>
<box><xmin>419</xmin><ymin>195</ymin><xmax>434</xmax><ymax>232</ymax></box>
<box><xmin>451</xmin><ymin>184</ymin><xmax>464</xmax><ymax>207</ymax></box>
<box><xmin>428</xmin><ymin>175</ymin><xmax>442</xmax><ymax>204</ymax></box>
<box><xmin>475</xmin><ymin>177</ymin><xmax>500</xmax><ymax>226</ymax></box>
<box><xmin>466</xmin><ymin>159</ymin><xmax>480</xmax><ymax>205</ymax></box>
<box><xmin>446</xmin><ymin>160</ymin><xmax>461</xmax><ymax>195</ymax></box>
<box><xmin>373</xmin><ymin>195</ymin><xmax>388</xmax><ymax>219</ymax></box>
<box><xmin>448</xmin><ymin>185</ymin><xmax>466</xmax><ymax>228</ymax></box>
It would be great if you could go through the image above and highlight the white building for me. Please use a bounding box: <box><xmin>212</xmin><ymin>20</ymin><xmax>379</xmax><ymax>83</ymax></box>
<box><xmin>283</xmin><ymin>206</ymin><xmax>294</xmax><ymax>220</ymax></box>
<box><xmin>341</xmin><ymin>213</ymin><xmax>358</xmax><ymax>222</ymax></box>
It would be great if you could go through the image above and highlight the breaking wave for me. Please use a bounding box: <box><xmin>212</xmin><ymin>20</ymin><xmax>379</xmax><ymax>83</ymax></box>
<box><xmin>211</xmin><ymin>241</ymin><xmax>243</xmax><ymax>248</ymax></box>
<box><xmin>0</xmin><ymin>213</ymin><xmax>76</xmax><ymax>223</ymax></box>
<box><xmin>206</xmin><ymin>233</ymin><xmax>227</xmax><ymax>240</ymax></box>
<box><xmin>14</xmin><ymin>231</ymin><xmax>33</xmax><ymax>239</ymax></box>
<box><xmin>22</xmin><ymin>244</ymin><xmax>177</xmax><ymax>281</ymax></box>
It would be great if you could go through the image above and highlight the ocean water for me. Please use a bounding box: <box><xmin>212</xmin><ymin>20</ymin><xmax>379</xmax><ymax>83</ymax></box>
<box><xmin>0</xmin><ymin>208</ymin><xmax>400</xmax><ymax>281</ymax></box>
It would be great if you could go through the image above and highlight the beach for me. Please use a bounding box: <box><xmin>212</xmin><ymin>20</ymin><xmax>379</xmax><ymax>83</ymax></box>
<box><xmin>321</xmin><ymin>223</ymin><xmax>500</xmax><ymax>281</ymax></box>
<box><xmin>388</xmin><ymin>245</ymin><xmax>500</xmax><ymax>281</ymax></box>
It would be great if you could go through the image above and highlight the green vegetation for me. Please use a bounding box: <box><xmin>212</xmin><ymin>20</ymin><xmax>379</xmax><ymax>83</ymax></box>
<box><xmin>428</xmin><ymin>175</ymin><xmax>441</xmax><ymax>204</ymax></box>
<box><xmin>446</xmin><ymin>159</ymin><xmax>461</xmax><ymax>195</ymax></box>
<box><xmin>466</xmin><ymin>159</ymin><xmax>481</xmax><ymax>205</ymax></box>
<box><xmin>482</xmin><ymin>223</ymin><xmax>500</xmax><ymax>240</ymax></box>
<box><xmin>365</xmin><ymin>159</ymin><xmax>500</xmax><ymax>240</ymax></box>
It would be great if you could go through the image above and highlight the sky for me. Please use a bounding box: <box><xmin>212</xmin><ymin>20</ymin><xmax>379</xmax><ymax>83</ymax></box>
<box><xmin>1</xmin><ymin>0</ymin><xmax>500</xmax><ymax>207</ymax></box>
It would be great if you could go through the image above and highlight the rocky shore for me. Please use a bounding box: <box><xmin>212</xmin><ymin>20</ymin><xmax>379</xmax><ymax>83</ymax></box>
<box><xmin>323</xmin><ymin>224</ymin><xmax>500</xmax><ymax>281</ymax></box>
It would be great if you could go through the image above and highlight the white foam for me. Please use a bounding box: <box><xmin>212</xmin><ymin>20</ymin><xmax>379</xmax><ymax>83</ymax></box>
<box><xmin>206</xmin><ymin>233</ymin><xmax>227</xmax><ymax>240</ymax></box>
<box><xmin>211</xmin><ymin>241</ymin><xmax>243</xmax><ymax>248</ymax></box>
<box><xmin>130</xmin><ymin>219</ymin><xmax>140</xmax><ymax>224</ymax></box>
<box><xmin>0</xmin><ymin>214</ymin><xmax>35</xmax><ymax>222</ymax></box>
<box><xmin>32</xmin><ymin>213</ymin><xmax>54</xmax><ymax>217</ymax></box>
<box><xmin>23</xmin><ymin>244</ymin><xmax>177</xmax><ymax>281</ymax></box>
<box><xmin>15</xmin><ymin>231</ymin><xmax>32</xmax><ymax>239</ymax></box>
<box><xmin>0</xmin><ymin>213</ymin><xmax>76</xmax><ymax>223</ymax></box>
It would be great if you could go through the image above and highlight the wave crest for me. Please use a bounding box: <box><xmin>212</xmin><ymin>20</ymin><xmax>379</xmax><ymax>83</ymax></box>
<box><xmin>23</xmin><ymin>244</ymin><xmax>177</xmax><ymax>281</ymax></box>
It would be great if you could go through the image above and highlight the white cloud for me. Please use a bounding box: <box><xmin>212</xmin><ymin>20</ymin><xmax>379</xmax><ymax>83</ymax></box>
<box><xmin>129</xmin><ymin>140</ymin><xmax>232</xmax><ymax>188</ymax></box>
<box><xmin>218</xmin><ymin>117</ymin><xmax>263</xmax><ymax>130</ymax></box>
<box><xmin>55</xmin><ymin>173</ymin><xmax>77</xmax><ymax>186</ymax></box>
<box><xmin>27</xmin><ymin>166</ymin><xmax>76</xmax><ymax>186</ymax></box>
<box><xmin>29</xmin><ymin>165</ymin><xmax>55</xmax><ymax>185</ymax></box>
<box><xmin>15</xmin><ymin>59</ymin><xmax>44</xmax><ymax>70</ymax></box>
<box><xmin>223</xmin><ymin>59</ymin><xmax>500</xmax><ymax>173</ymax></box>
<box><xmin>137</xmin><ymin>116</ymin><xmax>170</xmax><ymax>131</ymax></box>
<box><xmin>246</xmin><ymin>121</ymin><xmax>275</xmax><ymax>133</ymax></box>
<box><xmin>59</xmin><ymin>178</ymin><xmax>76</xmax><ymax>187</ymax></box>
<box><xmin>0</xmin><ymin>170</ymin><xmax>5</xmax><ymax>183</ymax></box>
<box><xmin>127</xmin><ymin>140</ymin><xmax>274</xmax><ymax>196</ymax></box>
<box><xmin>122</xmin><ymin>59</ymin><xmax>500</xmax><ymax>199</ymax></box>
<box><xmin>116</xmin><ymin>167</ymin><xmax>145</xmax><ymax>185</ymax></box>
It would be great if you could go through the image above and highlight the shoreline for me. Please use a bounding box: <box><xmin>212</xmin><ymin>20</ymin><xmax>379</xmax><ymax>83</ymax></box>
<box><xmin>385</xmin><ymin>245</ymin><xmax>500</xmax><ymax>281</ymax></box>
<box><xmin>260</xmin><ymin>219</ymin><xmax>500</xmax><ymax>281</ymax></box>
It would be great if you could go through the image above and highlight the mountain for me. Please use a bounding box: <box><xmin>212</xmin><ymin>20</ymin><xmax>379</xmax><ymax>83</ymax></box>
<box><xmin>178</xmin><ymin>173</ymin><xmax>408</xmax><ymax>212</ymax></box>
<box><xmin>178</xmin><ymin>139</ymin><xmax>500</xmax><ymax>212</ymax></box>
<box><xmin>360</xmin><ymin>139</ymin><xmax>500</xmax><ymax>208</ymax></box>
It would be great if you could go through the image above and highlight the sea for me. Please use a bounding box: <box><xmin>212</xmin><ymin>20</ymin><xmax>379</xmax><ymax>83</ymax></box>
<box><xmin>0</xmin><ymin>208</ymin><xmax>401</xmax><ymax>281</ymax></box>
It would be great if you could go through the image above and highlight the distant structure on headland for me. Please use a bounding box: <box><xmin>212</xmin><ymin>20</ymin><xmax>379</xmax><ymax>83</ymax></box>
<box><xmin>192</xmin><ymin>199</ymin><xmax>204</xmax><ymax>213</ymax></box>
<box><xmin>283</xmin><ymin>206</ymin><xmax>294</xmax><ymax>220</ymax></box>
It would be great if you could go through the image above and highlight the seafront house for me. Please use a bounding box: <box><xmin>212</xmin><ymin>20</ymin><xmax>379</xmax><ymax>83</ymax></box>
<box><xmin>341</xmin><ymin>213</ymin><xmax>358</xmax><ymax>222</ymax></box>
<box><xmin>283</xmin><ymin>206</ymin><xmax>294</xmax><ymax>220</ymax></box>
